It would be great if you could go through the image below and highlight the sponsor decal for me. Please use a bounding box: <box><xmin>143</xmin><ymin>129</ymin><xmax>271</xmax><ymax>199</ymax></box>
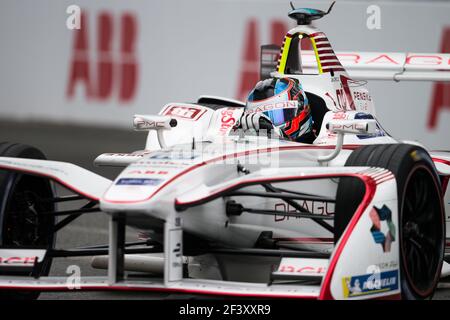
<box><xmin>218</xmin><ymin>108</ymin><xmax>238</xmax><ymax>136</ymax></box>
<box><xmin>126</xmin><ymin>170</ymin><xmax>169</xmax><ymax>175</ymax></box>
<box><xmin>325</xmin><ymin>92</ymin><xmax>338</xmax><ymax>107</ymax></box>
<box><xmin>0</xmin><ymin>256</ymin><xmax>37</xmax><ymax>266</ymax></box>
<box><xmin>162</xmin><ymin>105</ymin><xmax>207</xmax><ymax>121</ymax></box>
<box><xmin>342</xmin><ymin>270</ymin><xmax>399</xmax><ymax>298</ymax></box>
<box><xmin>133</xmin><ymin>115</ymin><xmax>177</xmax><ymax>131</ymax></box>
<box><xmin>134</xmin><ymin>120</ymin><xmax>164</xmax><ymax>130</ymax></box>
<box><xmin>375</xmin><ymin>261</ymin><xmax>399</xmax><ymax>271</ymax></box>
<box><xmin>274</xmin><ymin>202</ymin><xmax>334</xmax><ymax>222</ymax></box>
<box><xmin>353</xmin><ymin>91</ymin><xmax>372</xmax><ymax>102</ymax></box>
<box><xmin>0</xmin><ymin>159</ymin><xmax>67</xmax><ymax>175</ymax></box>
<box><xmin>365</xmin><ymin>54</ymin><xmax>399</xmax><ymax>65</ymax></box>
<box><xmin>0</xmin><ymin>249</ymin><xmax>46</xmax><ymax>267</ymax></box>
<box><xmin>332</xmin><ymin>112</ymin><xmax>349</xmax><ymax>120</ymax></box>
<box><xmin>116</xmin><ymin>178</ymin><xmax>162</xmax><ymax>186</ymax></box>
<box><xmin>102</xmin><ymin>152</ymin><xmax>151</xmax><ymax>158</ymax></box>
<box><xmin>276</xmin><ymin>258</ymin><xmax>328</xmax><ymax>275</ymax></box>
<box><xmin>332</xmin><ymin>52</ymin><xmax>450</xmax><ymax>68</ymax></box>
<box><xmin>133</xmin><ymin>160</ymin><xmax>191</xmax><ymax>168</ymax></box>
<box><xmin>149</xmin><ymin>153</ymin><xmax>199</xmax><ymax>160</ymax></box>
<box><xmin>429</xmin><ymin>27</ymin><xmax>450</xmax><ymax>129</ymax></box>
<box><xmin>329</xmin><ymin>122</ymin><xmax>368</xmax><ymax>132</ymax></box>
<box><xmin>335</xmin><ymin>75</ymin><xmax>356</xmax><ymax>111</ymax></box>
<box><xmin>246</xmin><ymin>101</ymin><xmax>298</xmax><ymax>114</ymax></box>
<box><xmin>369</xmin><ymin>205</ymin><xmax>396</xmax><ymax>252</ymax></box>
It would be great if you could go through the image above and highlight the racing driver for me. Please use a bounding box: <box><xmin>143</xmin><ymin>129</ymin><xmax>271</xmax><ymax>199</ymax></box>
<box><xmin>238</xmin><ymin>77</ymin><xmax>316</xmax><ymax>144</ymax></box>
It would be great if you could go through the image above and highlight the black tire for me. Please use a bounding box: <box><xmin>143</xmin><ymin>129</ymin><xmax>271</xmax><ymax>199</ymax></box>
<box><xmin>335</xmin><ymin>143</ymin><xmax>445</xmax><ymax>300</ymax></box>
<box><xmin>0</xmin><ymin>142</ymin><xmax>56</xmax><ymax>300</ymax></box>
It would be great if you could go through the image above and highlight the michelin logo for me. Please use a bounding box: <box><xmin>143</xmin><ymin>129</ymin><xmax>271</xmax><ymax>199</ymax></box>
<box><xmin>342</xmin><ymin>270</ymin><xmax>399</xmax><ymax>298</ymax></box>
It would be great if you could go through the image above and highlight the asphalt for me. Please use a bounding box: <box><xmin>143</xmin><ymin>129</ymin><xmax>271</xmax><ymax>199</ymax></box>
<box><xmin>0</xmin><ymin>120</ymin><xmax>448</xmax><ymax>300</ymax></box>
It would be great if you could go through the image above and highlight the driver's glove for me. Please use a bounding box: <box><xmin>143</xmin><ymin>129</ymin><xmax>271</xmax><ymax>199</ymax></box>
<box><xmin>238</xmin><ymin>112</ymin><xmax>275</xmax><ymax>131</ymax></box>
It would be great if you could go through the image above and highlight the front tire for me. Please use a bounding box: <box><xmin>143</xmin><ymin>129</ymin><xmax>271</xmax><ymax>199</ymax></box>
<box><xmin>0</xmin><ymin>142</ymin><xmax>56</xmax><ymax>300</ymax></box>
<box><xmin>335</xmin><ymin>144</ymin><xmax>445</xmax><ymax>300</ymax></box>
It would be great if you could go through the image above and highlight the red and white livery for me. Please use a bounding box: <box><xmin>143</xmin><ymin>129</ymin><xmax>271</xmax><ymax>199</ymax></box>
<box><xmin>0</xmin><ymin>2</ymin><xmax>448</xmax><ymax>300</ymax></box>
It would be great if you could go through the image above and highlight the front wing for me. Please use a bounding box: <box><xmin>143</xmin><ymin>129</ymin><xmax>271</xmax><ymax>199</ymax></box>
<box><xmin>0</xmin><ymin>164</ymin><xmax>400</xmax><ymax>300</ymax></box>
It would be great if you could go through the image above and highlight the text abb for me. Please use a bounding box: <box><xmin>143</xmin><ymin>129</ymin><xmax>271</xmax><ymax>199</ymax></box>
<box><xmin>67</xmin><ymin>11</ymin><xmax>138</xmax><ymax>103</ymax></box>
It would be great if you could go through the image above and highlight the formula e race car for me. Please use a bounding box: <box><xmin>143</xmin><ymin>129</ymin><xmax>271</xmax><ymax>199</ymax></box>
<box><xmin>0</xmin><ymin>2</ymin><xmax>449</xmax><ymax>300</ymax></box>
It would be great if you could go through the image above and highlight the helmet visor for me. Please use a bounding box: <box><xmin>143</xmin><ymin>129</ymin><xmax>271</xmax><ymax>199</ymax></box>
<box><xmin>263</xmin><ymin>107</ymin><xmax>298</xmax><ymax>126</ymax></box>
<box><xmin>246</xmin><ymin>100</ymin><xmax>299</xmax><ymax>127</ymax></box>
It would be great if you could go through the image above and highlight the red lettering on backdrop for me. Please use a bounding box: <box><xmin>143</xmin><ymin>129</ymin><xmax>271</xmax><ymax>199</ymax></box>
<box><xmin>270</xmin><ymin>21</ymin><xmax>287</xmax><ymax>45</ymax></box>
<box><xmin>236</xmin><ymin>19</ymin><xmax>259</xmax><ymax>102</ymax></box>
<box><xmin>429</xmin><ymin>27</ymin><xmax>450</xmax><ymax>129</ymax></box>
<box><xmin>119</xmin><ymin>13</ymin><xmax>138</xmax><ymax>102</ymax></box>
<box><xmin>67</xmin><ymin>11</ymin><xmax>138</xmax><ymax>103</ymax></box>
<box><xmin>97</xmin><ymin>12</ymin><xmax>113</xmax><ymax>100</ymax></box>
<box><xmin>236</xmin><ymin>19</ymin><xmax>289</xmax><ymax>101</ymax></box>
<box><xmin>67</xmin><ymin>12</ymin><xmax>92</xmax><ymax>98</ymax></box>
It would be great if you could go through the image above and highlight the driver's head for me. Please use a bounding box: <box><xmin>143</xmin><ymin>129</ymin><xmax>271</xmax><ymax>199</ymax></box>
<box><xmin>246</xmin><ymin>77</ymin><xmax>313</xmax><ymax>141</ymax></box>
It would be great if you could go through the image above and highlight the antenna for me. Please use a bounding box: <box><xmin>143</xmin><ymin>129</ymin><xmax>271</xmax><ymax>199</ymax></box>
<box><xmin>326</xmin><ymin>1</ymin><xmax>336</xmax><ymax>15</ymax></box>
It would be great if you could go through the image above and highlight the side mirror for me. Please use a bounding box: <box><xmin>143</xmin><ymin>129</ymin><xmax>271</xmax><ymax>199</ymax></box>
<box><xmin>133</xmin><ymin>115</ymin><xmax>177</xmax><ymax>131</ymax></box>
<box><xmin>318</xmin><ymin>119</ymin><xmax>377</xmax><ymax>163</ymax></box>
<box><xmin>133</xmin><ymin>115</ymin><xmax>178</xmax><ymax>149</ymax></box>
<box><xmin>326</xmin><ymin>119</ymin><xmax>376</xmax><ymax>135</ymax></box>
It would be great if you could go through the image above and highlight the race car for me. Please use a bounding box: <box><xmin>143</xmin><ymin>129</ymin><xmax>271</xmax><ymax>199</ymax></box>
<box><xmin>0</xmin><ymin>2</ymin><xmax>449</xmax><ymax>300</ymax></box>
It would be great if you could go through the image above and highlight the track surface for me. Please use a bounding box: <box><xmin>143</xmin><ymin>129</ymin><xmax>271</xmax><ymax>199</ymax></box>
<box><xmin>0</xmin><ymin>120</ymin><xmax>448</xmax><ymax>300</ymax></box>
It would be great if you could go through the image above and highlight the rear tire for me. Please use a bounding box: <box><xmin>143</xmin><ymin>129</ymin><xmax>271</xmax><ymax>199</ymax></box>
<box><xmin>335</xmin><ymin>144</ymin><xmax>445</xmax><ymax>300</ymax></box>
<box><xmin>0</xmin><ymin>142</ymin><xmax>56</xmax><ymax>300</ymax></box>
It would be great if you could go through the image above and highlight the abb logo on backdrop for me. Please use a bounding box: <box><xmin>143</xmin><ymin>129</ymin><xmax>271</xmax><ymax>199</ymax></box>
<box><xmin>429</xmin><ymin>27</ymin><xmax>450</xmax><ymax>130</ymax></box>
<box><xmin>67</xmin><ymin>11</ymin><xmax>138</xmax><ymax>103</ymax></box>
